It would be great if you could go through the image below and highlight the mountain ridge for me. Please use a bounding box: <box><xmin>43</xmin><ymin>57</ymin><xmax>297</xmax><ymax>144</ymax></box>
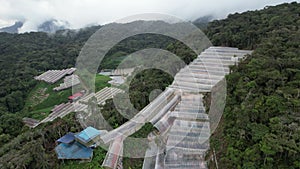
<box><xmin>0</xmin><ymin>21</ymin><xmax>23</xmax><ymax>34</ymax></box>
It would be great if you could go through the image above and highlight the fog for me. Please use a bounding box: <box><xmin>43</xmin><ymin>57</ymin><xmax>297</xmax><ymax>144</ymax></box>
<box><xmin>0</xmin><ymin>0</ymin><xmax>297</xmax><ymax>32</ymax></box>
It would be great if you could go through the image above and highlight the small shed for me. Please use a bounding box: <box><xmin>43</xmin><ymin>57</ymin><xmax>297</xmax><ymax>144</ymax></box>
<box><xmin>75</xmin><ymin>126</ymin><xmax>101</xmax><ymax>146</ymax></box>
<box><xmin>68</xmin><ymin>92</ymin><xmax>83</xmax><ymax>102</ymax></box>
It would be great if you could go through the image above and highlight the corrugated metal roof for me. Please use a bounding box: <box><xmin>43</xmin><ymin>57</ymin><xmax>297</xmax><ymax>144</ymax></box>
<box><xmin>57</xmin><ymin>132</ymin><xmax>75</xmax><ymax>144</ymax></box>
<box><xmin>68</xmin><ymin>92</ymin><xmax>83</xmax><ymax>100</ymax></box>
<box><xmin>75</xmin><ymin>126</ymin><xmax>101</xmax><ymax>143</ymax></box>
<box><xmin>55</xmin><ymin>142</ymin><xmax>93</xmax><ymax>160</ymax></box>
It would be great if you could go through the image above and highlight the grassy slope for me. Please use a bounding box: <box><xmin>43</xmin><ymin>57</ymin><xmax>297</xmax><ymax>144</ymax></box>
<box><xmin>23</xmin><ymin>74</ymin><xmax>111</xmax><ymax>120</ymax></box>
<box><xmin>95</xmin><ymin>74</ymin><xmax>111</xmax><ymax>92</ymax></box>
<box><xmin>23</xmin><ymin>81</ymin><xmax>71</xmax><ymax>120</ymax></box>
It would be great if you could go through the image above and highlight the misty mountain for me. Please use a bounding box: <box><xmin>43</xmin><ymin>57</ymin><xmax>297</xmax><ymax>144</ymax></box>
<box><xmin>0</xmin><ymin>21</ymin><xmax>23</xmax><ymax>34</ymax></box>
<box><xmin>0</xmin><ymin>19</ymin><xmax>70</xmax><ymax>34</ymax></box>
<box><xmin>193</xmin><ymin>15</ymin><xmax>215</xmax><ymax>29</ymax></box>
<box><xmin>37</xmin><ymin>19</ymin><xmax>70</xmax><ymax>33</ymax></box>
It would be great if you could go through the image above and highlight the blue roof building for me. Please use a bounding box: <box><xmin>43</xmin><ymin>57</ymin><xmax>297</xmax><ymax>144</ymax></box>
<box><xmin>55</xmin><ymin>127</ymin><xmax>105</xmax><ymax>160</ymax></box>
<box><xmin>57</xmin><ymin>132</ymin><xmax>75</xmax><ymax>144</ymax></box>
<box><xmin>55</xmin><ymin>142</ymin><xmax>93</xmax><ymax>160</ymax></box>
<box><xmin>75</xmin><ymin>126</ymin><xmax>101</xmax><ymax>146</ymax></box>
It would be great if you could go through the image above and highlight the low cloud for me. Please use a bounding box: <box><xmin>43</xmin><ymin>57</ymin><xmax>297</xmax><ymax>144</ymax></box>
<box><xmin>0</xmin><ymin>0</ymin><xmax>297</xmax><ymax>32</ymax></box>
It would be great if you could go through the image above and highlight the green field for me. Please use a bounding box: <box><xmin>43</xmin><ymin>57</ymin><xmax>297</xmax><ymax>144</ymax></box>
<box><xmin>95</xmin><ymin>74</ymin><xmax>111</xmax><ymax>92</ymax></box>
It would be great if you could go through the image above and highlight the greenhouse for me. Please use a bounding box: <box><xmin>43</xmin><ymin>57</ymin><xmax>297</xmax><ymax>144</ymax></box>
<box><xmin>79</xmin><ymin>87</ymin><xmax>124</xmax><ymax>105</ymax></box>
<box><xmin>34</xmin><ymin>67</ymin><xmax>76</xmax><ymax>84</ymax></box>
<box><xmin>53</xmin><ymin>74</ymin><xmax>80</xmax><ymax>91</ymax></box>
<box><xmin>94</xmin><ymin>46</ymin><xmax>253</xmax><ymax>169</ymax></box>
<box><xmin>100</xmin><ymin>88</ymin><xmax>176</xmax><ymax>143</ymax></box>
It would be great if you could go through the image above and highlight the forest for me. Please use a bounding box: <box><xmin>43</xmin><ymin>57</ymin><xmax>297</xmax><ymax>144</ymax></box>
<box><xmin>0</xmin><ymin>1</ymin><xmax>299</xmax><ymax>169</ymax></box>
<box><xmin>206</xmin><ymin>2</ymin><xmax>300</xmax><ymax>169</ymax></box>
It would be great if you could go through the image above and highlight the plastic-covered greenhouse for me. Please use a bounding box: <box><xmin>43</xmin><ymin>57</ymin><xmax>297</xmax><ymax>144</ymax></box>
<box><xmin>100</xmin><ymin>88</ymin><xmax>176</xmax><ymax>144</ymax></box>
<box><xmin>34</xmin><ymin>68</ymin><xmax>76</xmax><ymax>84</ymax></box>
<box><xmin>79</xmin><ymin>87</ymin><xmax>124</xmax><ymax>104</ymax></box>
<box><xmin>98</xmin><ymin>47</ymin><xmax>253</xmax><ymax>169</ymax></box>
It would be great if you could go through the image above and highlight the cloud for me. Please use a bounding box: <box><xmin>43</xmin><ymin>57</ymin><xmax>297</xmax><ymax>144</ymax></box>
<box><xmin>0</xmin><ymin>0</ymin><xmax>297</xmax><ymax>32</ymax></box>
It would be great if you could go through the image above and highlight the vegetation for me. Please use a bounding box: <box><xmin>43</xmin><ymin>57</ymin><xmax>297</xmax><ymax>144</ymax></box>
<box><xmin>1</xmin><ymin>2</ymin><xmax>299</xmax><ymax>169</ymax></box>
<box><xmin>0</xmin><ymin>21</ymin><xmax>196</xmax><ymax>168</ymax></box>
<box><xmin>101</xmin><ymin>98</ymin><xmax>128</xmax><ymax>129</ymax></box>
<box><xmin>95</xmin><ymin>74</ymin><xmax>111</xmax><ymax>92</ymax></box>
<box><xmin>23</xmin><ymin>81</ymin><xmax>71</xmax><ymax>119</ymax></box>
<box><xmin>206</xmin><ymin>2</ymin><xmax>300</xmax><ymax>169</ymax></box>
<box><xmin>101</xmin><ymin>33</ymin><xmax>197</xmax><ymax>69</ymax></box>
<box><xmin>129</xmin><ymin>69</ymin><xmax>174</xmax><ymax>110</ymax></box>
<box><xmin>0</xmin><ymin>112</ymin><xmax>82</xmax><ymax>169</ymax></box>
<box><xmin>0</xmin><ymin>26</ymin><xmax>100</xmax><ymax>147</ymax></box>
<box><xmin>131</xmin><ymin>122</ymin><xmax>155</xmax><ymax>138</ymax></box>
<box><xmin>60</xmin><ymin>147</ymin><xmax>106</xmax><ymax>169</ymax></box>
<box><xmin>123</xmin><ymin>123</ymin><xmax>155</xmax><ymax>169</ymax></box>
<box><xmin>123</xmin><ymin>157</ymin><xmax>144</xmax><ymax>169</ymax></box>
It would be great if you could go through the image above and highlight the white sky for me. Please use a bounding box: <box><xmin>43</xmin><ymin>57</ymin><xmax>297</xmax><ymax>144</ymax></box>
<box><xmin>0</xmin><ymin>0</ymin><xmax>298</xmax><ymax>32</ymax></box>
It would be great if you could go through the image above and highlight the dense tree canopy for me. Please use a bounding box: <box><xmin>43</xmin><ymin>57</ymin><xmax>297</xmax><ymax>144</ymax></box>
<box><xmin>206</xmin><ymin>2</ymin><xmax>300</xmax><ymax>169</ymax></box>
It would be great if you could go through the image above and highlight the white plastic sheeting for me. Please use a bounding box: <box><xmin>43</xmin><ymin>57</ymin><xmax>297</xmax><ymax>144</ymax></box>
<box><xmin>34</xmin><ymin>102</ymin><xmax>87</xmax><ymax>127</ymax></box>
<box><xmin>164</xmin><ymin>94</ymin><xmax>210</xmax><ymax>169</ymax></box>
<box><xmin>34</xmin><ymin>68</ymin><xmax>76</xmax><ymax>84</ymax></box>
<box><xmin>53</xmin><ymin>74</ymin><xmax>80</xmax><ymax>91</ymax></box>
<box><xmin>79</xmin><ymin>87</ymin><xmax>124</xmax><ymax>105</ymax></box>
<box><xmin>100</xmin><ymin>88</ymin><xmax>176</xmax><ymax>144</ymax></box>
<box><xmin>170</xmin><ymin>47</ymin><xmax>252</xmax><ymax>93</ymax></box>
<box><xmin>102</xmin><ymin>136</ymin><xmax>124</xmax><ymax>169</ymax></box>
<box><xmin>98</xmin><ymin>47</ymin><xmax>252</xmax><ymax>169</ymax></box>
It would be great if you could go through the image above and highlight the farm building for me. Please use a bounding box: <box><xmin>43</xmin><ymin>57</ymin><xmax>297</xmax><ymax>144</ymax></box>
<box><xmin>75</xmin><ymin>126</ymin><xmax>102</xmax><ymax>147</ymax></box>
<box><xmin>55</xmin><ymin>142</ymin><xmax>93</xmax><ymax>160</ymax></box>
<box><xmin>55</xmin><ymin>126</ymin><xmax>103</xmax><ymax>160</ymax></box>
<box><xmin>56</xmin><ymin>132</ymin><xmax>75</xmax><ymax>144</ymax></box>
<box><xmin>68</xmin><ymin>92</ymin><xmax>83</xmax><ymax>102</ymax></box>
<box><xmin>34</xmin><ymin>68</ymin><xmax>76</xmax><ymax>84</ymax></box>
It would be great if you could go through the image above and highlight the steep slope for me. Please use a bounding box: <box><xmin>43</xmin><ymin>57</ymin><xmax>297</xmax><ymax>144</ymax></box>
<box><xmin>0</xmin><ymin>26</ymin><xmax>100</xmax><ymax>148</ymax></box>
<box><xmin>0</xmin><ymin>22</ymin><xmax>196</xmax><ymax>168</ymax></box>
<box><xmin>206</xmin><ymin>2</ymin><xmax>300</xmax><ymax>168</ymax></box>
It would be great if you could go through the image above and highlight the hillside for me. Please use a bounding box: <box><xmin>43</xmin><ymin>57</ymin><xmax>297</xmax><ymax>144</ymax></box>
<box><xmin>206</xmin><ymin>2</ymin><xmax>300</xmax><ymax>168</ymax></box>
<box><xmin>0</xmin><ymin>26</ymin><xmax>100</xmax><ymax>147</ymax></box>
<box><xmin>0</xmin><ymin>21</ymin><xmax>196</xmax><ymax>168</ymax></box>
<box><xmin>0</xmin><ymin>2</ymin><xmax>299</xmax><ymax>169</ymax></box>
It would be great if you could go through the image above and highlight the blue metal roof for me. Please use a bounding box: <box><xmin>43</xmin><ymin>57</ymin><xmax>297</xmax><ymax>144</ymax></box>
<box><xmin>55</xmin><ymin>142</ymin><xmax>93</xmax><ymax>159</ymax></box>
<box><xmin>57</xmin><ymin>132</ymin><xmax>75</xmax><ymax>144</ymax></box>
<box><xmin>75</xmin><ymin>126</ymin><xmax>101</xmax><ymax>143</ymax></box>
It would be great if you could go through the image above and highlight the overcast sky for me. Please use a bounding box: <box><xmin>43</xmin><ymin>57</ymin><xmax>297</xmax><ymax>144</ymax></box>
<box><xmin>0</xmin><ymin>0</ymin><xmax>298</xmax><ymax>32</ymax></box>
